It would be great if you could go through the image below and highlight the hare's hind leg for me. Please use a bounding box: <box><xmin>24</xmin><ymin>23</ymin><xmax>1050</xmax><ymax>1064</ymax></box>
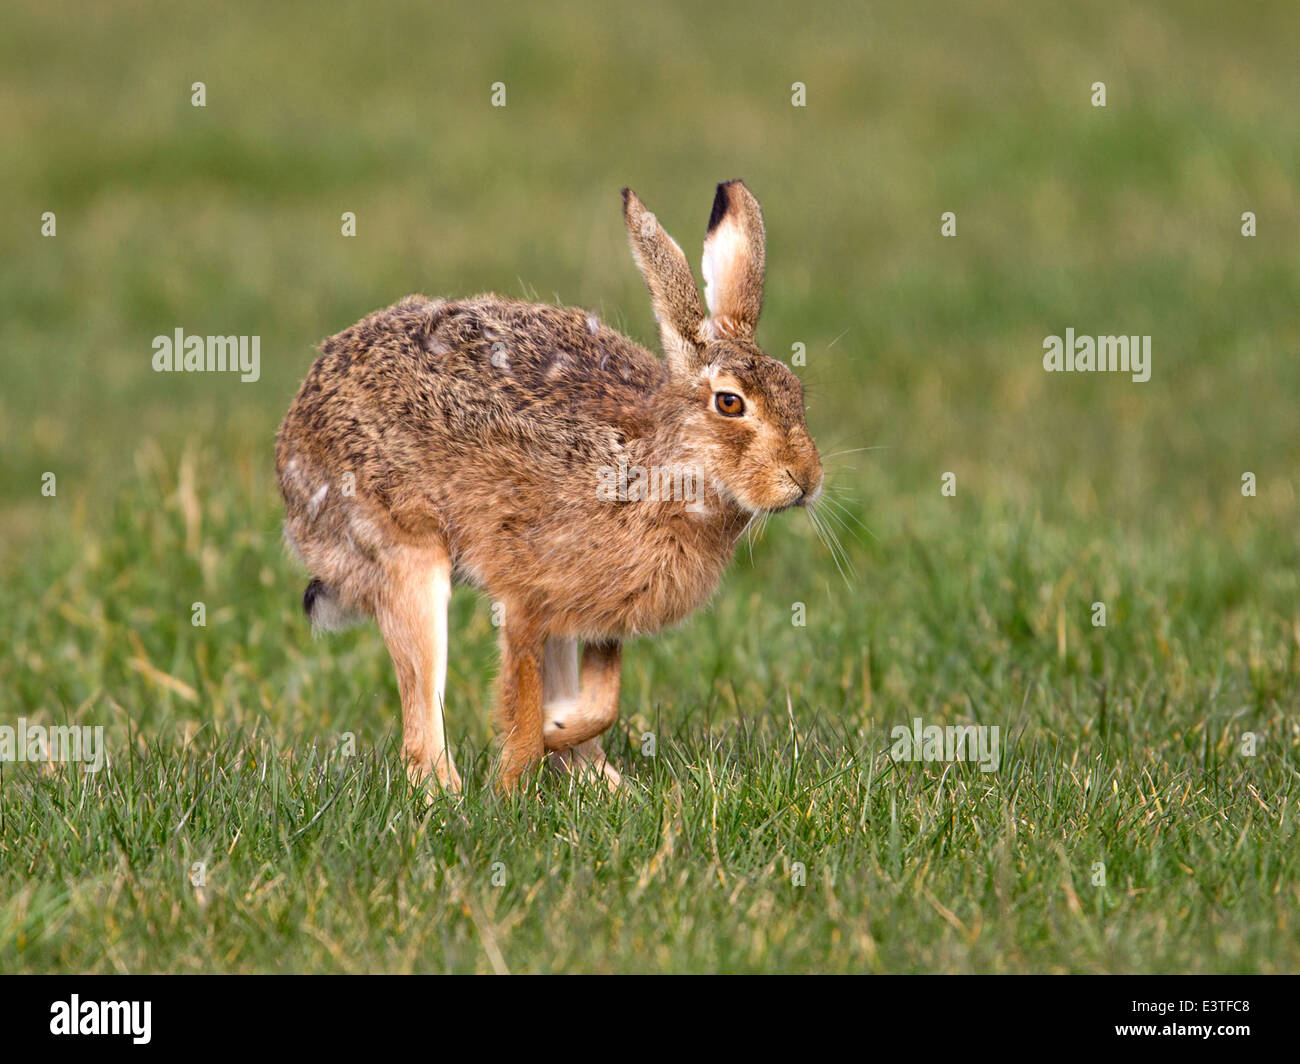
<box><xmin>543</xmin><ymin>637</ymin><xmax>623</xmax><ymax>790</ymax></box>
<box><xmin>541</xmin><ymin>635</ymin><xmax>580</xmax><ymax>737</ymax></box>
<box><xmin>376</xmin><ymin>542</ymin><xmax>461</xmax><ymax>794</ymax></box>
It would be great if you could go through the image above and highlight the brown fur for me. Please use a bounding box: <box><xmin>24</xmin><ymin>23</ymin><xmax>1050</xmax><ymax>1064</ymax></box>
<box><xmin>276</xmin><ymin>181</ymin><xmax>822</xmax><ymax>792</ymax></box>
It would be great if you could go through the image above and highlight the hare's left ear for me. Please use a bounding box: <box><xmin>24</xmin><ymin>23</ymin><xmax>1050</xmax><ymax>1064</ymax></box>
<box><xmin>701</xmin><ymin>180</ymin><xmax>766</xmax><ymax>341</ymax></box>
<box><xmin>622</xmin><ymin>188</ymin><xmax>708</xmax><ymax>376</ymax></box>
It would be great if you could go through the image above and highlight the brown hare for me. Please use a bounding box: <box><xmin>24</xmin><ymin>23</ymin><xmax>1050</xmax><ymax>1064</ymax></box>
<box><xmin>276</xmin><ymin>181</ymin><xmax>822</xmax><ymax>794</ymax></box>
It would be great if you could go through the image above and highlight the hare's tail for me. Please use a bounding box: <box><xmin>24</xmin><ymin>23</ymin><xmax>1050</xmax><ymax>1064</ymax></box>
<box><xmin>303</xmin><ymin>577</ymin><xmax>364</xmax><ymax>632</ymax></box>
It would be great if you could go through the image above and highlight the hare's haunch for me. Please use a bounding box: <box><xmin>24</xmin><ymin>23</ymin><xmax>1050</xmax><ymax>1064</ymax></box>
<box><xmin>276</xmin><ymin>181</ymin><xmax>823</xmax><ymax>793</ymax></box>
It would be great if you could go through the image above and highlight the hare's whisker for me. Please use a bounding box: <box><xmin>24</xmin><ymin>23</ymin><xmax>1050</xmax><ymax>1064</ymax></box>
<box><xmin>818</xmin><ymin>510</ymin><xmax>857</xmax><ymax>582</ymax></box>
<box><xmin>823</xmin><ymin>445</ymin><xmax>891</xmax><ymax>460</ymax></box>
<box><xmin>806</xmin><ymin>504</ymin><xmax>854</xmax><ymax>587</ymax></box>
<box><xmin>820</xmin><ymin>494</ymin><xmax>877</xmax><ymax>542</ymax></box>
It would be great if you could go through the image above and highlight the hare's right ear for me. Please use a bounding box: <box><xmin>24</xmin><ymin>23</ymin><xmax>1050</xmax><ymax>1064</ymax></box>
<box><xmin>622</xmin><ymin>188</ymin><xmax>707</xmax><ymax>376</ymax></box>
<box><xmin>700</xmin><ymin>180</ymin><xmax>765</xmax><ymax>341</ymax></box>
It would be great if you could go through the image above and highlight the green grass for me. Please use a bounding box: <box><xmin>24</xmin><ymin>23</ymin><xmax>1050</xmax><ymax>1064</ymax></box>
<box><xmin>2</xmin><ymin>0</ymin><xmax>1298</xmax><ymax>973</ymax></box>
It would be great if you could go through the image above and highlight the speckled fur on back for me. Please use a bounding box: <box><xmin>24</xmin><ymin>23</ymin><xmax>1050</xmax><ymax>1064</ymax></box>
<box><xmin>276</xmin><ymin>181</ymin><xmax>823</xmax><ymax>793</ymax></box>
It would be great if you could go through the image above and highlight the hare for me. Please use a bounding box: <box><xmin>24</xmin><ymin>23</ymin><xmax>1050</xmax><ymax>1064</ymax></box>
<box><xmin>276</xmin><ymin>180</ymin><xmax>822</xmax><ymax>794</ymax></box>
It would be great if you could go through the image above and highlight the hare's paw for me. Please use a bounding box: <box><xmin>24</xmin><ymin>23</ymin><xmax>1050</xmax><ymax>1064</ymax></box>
<box><xmin>496</xmin><ymin>735</ymin><xmax>546</xmax><ymax>795</ymax></box>
<box><xmin>405</xmin><ymin>749</ymin><xmax>463</xmax><ymax>799</ymax></box>
<box><xmin>548</xmin><ymin>739</ymin><xmax>624</xmax><ymax>792</ymax></box>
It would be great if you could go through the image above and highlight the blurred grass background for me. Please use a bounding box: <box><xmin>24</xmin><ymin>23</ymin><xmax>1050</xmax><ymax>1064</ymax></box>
<box><xmin>1</xmin><ymin>0</ymin><xmax>1298</xmax><ymax>973</ymax></box>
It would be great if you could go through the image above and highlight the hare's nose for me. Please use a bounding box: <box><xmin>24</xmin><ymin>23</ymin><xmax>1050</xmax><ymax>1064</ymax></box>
<box><xmin>786</xmin><ymin>470</ymin><xmax>811</xmax><ymax>504</ymax></box>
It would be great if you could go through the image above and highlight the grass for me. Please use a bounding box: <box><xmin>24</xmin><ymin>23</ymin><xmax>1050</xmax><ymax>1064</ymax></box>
<box><xmin>1</xmin><ymin>0</ymin><xmax>1298</xmax><ymax>973</ymax></box>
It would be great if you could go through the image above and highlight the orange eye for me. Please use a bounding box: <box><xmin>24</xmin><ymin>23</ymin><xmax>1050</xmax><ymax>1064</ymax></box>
<box><xmin>714</xmin><ymin>392</ymin><xmax>745</xmax><ymax>417</ymax></box>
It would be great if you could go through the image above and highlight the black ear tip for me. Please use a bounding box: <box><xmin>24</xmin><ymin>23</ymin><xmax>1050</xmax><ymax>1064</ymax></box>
<box><xmin>302</xmin><ymin>577</ymin><xmax>323</xmax><ymax>617</ymax></box>
<box><xmin>707</xmin><ymin>182</ymin><xmax>733</xmax><ymax>233</ymax></box>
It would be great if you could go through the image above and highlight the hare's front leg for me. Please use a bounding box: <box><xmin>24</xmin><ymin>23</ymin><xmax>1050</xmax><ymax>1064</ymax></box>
<box><xmin>375</xmin><ymin>544</ymin><xmax>461</xmax><ymax>794</ymax></box>
<box><xmin>543</xmin><ymin>637</ymin><xmax>623</xmax><ymax>789</ymax></box>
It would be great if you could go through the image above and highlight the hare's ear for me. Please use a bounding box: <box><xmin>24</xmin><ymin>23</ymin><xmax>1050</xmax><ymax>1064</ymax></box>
<box><xmin>622</xmin><ymin>188</ymin><xmax>707</xmax><ymax>376</ymax></box>
<box><xmin>701</xmin><ymin>180</ymin><xmax>765</xmax><ymax>341</ymax></box>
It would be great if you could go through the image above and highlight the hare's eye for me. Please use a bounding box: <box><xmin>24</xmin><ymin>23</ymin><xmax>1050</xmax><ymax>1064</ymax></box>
<box><xmin>714</xmin><ymin>392</ymin><xmax>745</xmax><ymax>417</ymax></box>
